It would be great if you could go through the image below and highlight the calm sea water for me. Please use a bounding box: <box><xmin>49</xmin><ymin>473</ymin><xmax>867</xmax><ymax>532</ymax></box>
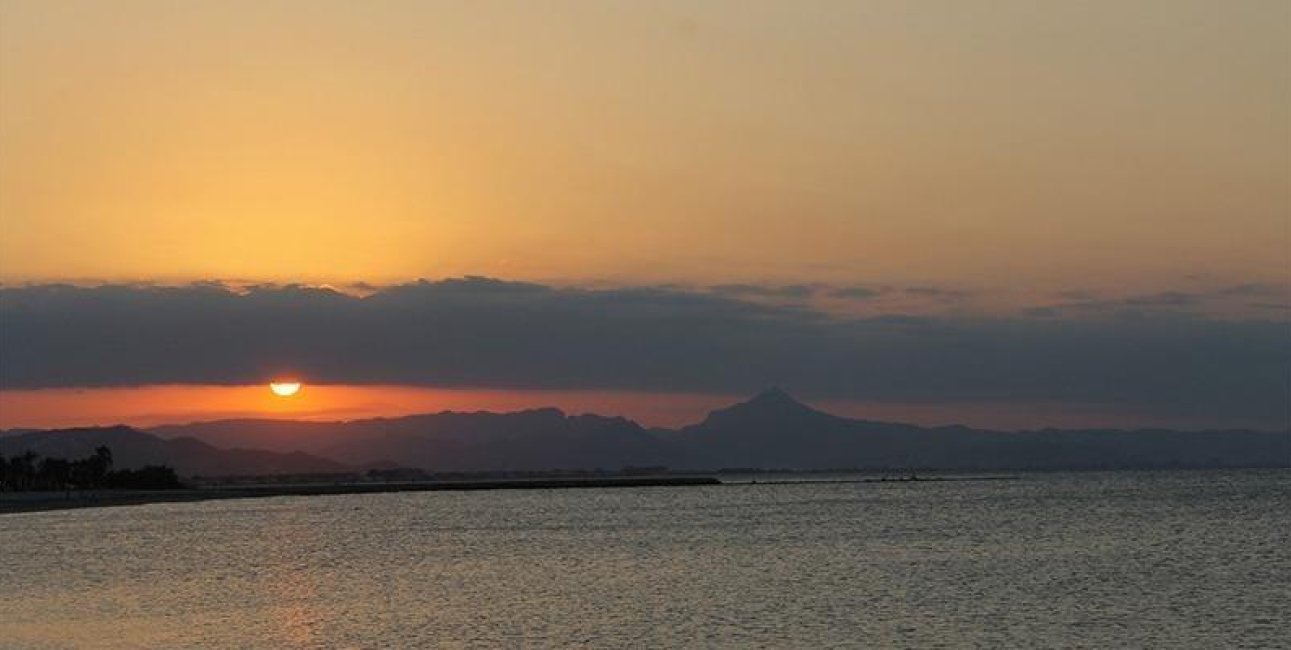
<box><xmin>2</xmin><ymin>470</ymin><xmax>1288</xmax><ymax>648</ymax></box>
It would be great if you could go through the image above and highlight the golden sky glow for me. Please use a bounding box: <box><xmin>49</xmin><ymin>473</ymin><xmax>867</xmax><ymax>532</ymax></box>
<box><xmin>1</xmin><ymin>0</ymin><xmax>1287</xmax><ymax>290</ymax></box>
<box><xmin>0</xmin><ymin>385</ymin><xmax>741</xmax><ymax>429</ymax></box>
<box><xmin>1</xmin><ymin>2</ymin><xmax>1288</xmax><ymax>431</ymax></box>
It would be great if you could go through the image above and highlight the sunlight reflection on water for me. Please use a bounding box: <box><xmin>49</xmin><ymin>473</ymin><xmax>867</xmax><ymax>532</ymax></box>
<box><xmin>1</xmin><ymin>470</ymin><xmax>1289</xmax><ymax>648</ymax></box>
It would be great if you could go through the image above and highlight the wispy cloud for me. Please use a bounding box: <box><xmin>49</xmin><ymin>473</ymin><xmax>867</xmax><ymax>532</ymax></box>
<box><xmin>1034</xmin><ymin>284</ymin><xmax>1291</xmax><ymax>320</ymax></box>
<box><xmin>708</xmin><ymin>283</ymin><xmax>821</xmax><ymax>299</ymax></box>
<box><xmin>826</xmin><ymin>285</ymin><xmax>885</xmax><ymax>300</ymax></box>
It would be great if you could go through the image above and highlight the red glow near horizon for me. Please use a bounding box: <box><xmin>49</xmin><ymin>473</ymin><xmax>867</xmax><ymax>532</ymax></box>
<box><xmin>0</xmin><ymin>385</ymin><xmax>740</xmax><ymax>430</ymax></box>
<box><xmin>0</xmin><ymin>384</ymin><xmax>1263</xmax><ymax>432</ymax></box>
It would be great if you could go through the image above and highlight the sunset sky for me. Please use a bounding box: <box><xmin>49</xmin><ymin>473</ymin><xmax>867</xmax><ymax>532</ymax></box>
<box><xmin>1</xmin><ymin>1</ymin><xmax>1287</xmax><ymax>430</ymax></box>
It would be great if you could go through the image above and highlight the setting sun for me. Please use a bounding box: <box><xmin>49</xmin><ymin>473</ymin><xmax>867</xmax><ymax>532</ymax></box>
<box><xmin>269</xmin><ymin>381</ymin><xmax>302</xmax><ymax>397</ymax></box>
<box><xmin>0</xmin><ymin>2</ymin><xmax>1287</xmax><ymax>647</ymax></box>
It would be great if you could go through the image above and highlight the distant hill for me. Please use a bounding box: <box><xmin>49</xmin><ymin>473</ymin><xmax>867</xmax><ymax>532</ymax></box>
<box><xmin>670</xmin><ymin>389</ymin><xmax>1291</xmax><ymax>470</ymax></box>
<box><xmin>153</xmin><ymin>409</ymin><xmax>682</xmax><ymax>472</ymax></box>
<box><xmin>13</xmin><ymin>391</ymin><xmax>1290</xmax><ymax>474</ymax></box>
<box><xmin>0</xmin><ymin>426</ymin><xmax>350</xmax><ymax>477</ymax></box>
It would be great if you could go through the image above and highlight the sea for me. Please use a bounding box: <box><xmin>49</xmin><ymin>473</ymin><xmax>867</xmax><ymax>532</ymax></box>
<box><xmin>2</xmin><ymin>470</ymin><xmax>1288</xmax><ymax>648</ymax></box>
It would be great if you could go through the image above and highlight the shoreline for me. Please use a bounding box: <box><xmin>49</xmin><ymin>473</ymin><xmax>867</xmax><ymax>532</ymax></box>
<box><xmin>0</xmin><ymin>476</ymin><xmax>722</xmax><ymax>515</ymax></box>
<box><xmin>729</xmin><ymin>475</ymin><xmax>1019</xmax><ymax>485</ymax></box>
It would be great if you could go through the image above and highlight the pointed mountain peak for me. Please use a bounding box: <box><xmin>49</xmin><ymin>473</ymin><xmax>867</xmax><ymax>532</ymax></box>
<box><xmin>746</xmin><ymin>386</ymin><xmax>801</xmax><ymax>407</ymax></box>
<box><xmin>701</xmin><ymin>387</ymin><xmax>825</xmax><ymax>424</ymax></box>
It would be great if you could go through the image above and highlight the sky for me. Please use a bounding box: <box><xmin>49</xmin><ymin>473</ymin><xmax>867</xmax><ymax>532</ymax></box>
<box><xmin>0</xmin><ymin>1</ymin><xmax>1288</xmax><ymax>430</ymax></box>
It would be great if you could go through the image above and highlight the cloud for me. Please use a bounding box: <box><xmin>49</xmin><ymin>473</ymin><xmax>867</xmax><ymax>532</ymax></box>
<box><xmin>1034</xmin><ymin>284</ymin><xmax>1291</xmax><ymax>320</ymax></box>
<box><xmin>704</xmin><ymin>282</ymin><xmax>959</xmax><ymax>304</ymax></box>
<box><xmin>1251</xmin><ymin>302</ymin><xmax>1291</xmax><ymax>312</ymax></box>
<box><xmin>1</xmin><ymin>278</ymin><xmax>1288</xmax><ymax>426</ymax></box>
<box><xmin>827</xmin><ymin>285</ymin><xmax>884</xmax><ymax>300</ymax></box>
<box><xmin>902</xmin><ymin>286</ymin><xmax>971</xmax><ymax>301</ymax></box>
<box><xmin>1216</xmin><ymin>283</ymin><xmax>1289</xmax><ymax>298</ymax></box>
<box><xmin>1120</xmin><ymin>291</ymin><xmax>1202</xmax><ymax>307</ymax></box>
<box><xmin>708</xmin><ymin>283</ymin><xmax>820</xmax><ymax>299</ymax></box>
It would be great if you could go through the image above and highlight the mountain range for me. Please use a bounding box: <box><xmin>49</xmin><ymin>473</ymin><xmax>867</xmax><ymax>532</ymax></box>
<box><xmin>4</xmin><ymin>389</ymin><xmax>1288</xmax><ymax>477</ymax></box>
<box><xmin>0</xmin><ymin>425</ymin><xmax>347</xmax><ymax>477</ymax></box>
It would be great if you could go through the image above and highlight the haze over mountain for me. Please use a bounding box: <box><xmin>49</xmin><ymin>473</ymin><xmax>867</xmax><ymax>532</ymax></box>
<box><xmin>150</xmin><ymin>409</ymin><xmax>681</xmax><ymax>472</ymax></box>
<box><xmin>138</xmin><ymin>390</ymin><xmax>1291</xmax><ymax>474</ymax></box>
<box><xmin>7</xmin><ymin>391</ymin><xmax>1286</xmax><ymax>477</ymax></box>
<box><xmin>669</xmin><ymin>389</ymin><xmax>1291</xmax><ymax>470</ymax></box>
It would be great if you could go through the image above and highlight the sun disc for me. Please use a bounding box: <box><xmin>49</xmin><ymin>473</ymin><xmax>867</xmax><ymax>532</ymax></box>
<box><xmin>269</xmin><ymin>381</ymin><xmax>302</xmax><ymax>397</ymax></box>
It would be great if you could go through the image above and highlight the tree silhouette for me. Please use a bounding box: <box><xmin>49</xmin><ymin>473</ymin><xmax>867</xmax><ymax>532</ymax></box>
<box><xmin>0</xmin><ymin>447</ymin><xmax>181</xmax><ymax>491</ymax></box>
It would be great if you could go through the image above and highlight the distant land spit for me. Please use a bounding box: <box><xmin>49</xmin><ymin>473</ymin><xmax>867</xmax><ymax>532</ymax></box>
<box><xmin>0</xmin><ymin>476</ymin><xmax>723</xmax><ymax>515</ymax></box>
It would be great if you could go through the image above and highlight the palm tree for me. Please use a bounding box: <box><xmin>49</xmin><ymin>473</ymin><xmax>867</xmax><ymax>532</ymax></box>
<box><xmin>94</xmin><ymin>446</ymin><xmax>113</xmax><ymax>472</ymax></box>
<box><xmin>87</xmin><ymin>446</ymin><xmax>113</xmax><ymax>487</ymax></box>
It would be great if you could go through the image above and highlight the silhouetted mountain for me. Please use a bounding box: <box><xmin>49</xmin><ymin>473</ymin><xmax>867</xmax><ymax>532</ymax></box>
<box><xmin>708</xmin><ymin>387</ymin><xmax>825</xmax><ymax>421</ymax></box>
<box><xmin>149</xmin><ymin>418</ymin><xmax>347</xmax><ymax>455</ymax></box>
<box><xmin>0</xmin><ymin>426</ymin><xmax>350</xmax><ymax>477</ymax></box>
<box><xmin>153</xmin><ymin>409</ymin><xmax>682</xmax><ymax>472</ymax></box>
<box><xmin>674</xmin><ymin>391</ymin><xmax>1291</xmax><ymax>470</ymax></box>
<box><xmin>111</xmin><ymin>391</ymin><xmax>1291</xmax><ymax>471</ymax></box>
<box><xmin>670</xmin><ymin>388</ymin><xmax>928</xmax><ymax>468</ymax></box>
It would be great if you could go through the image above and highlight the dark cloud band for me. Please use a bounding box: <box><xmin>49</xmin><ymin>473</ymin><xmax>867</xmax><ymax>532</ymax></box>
<box><xmin>1</xmin><ymin>278</ymin><xmax>1287</xmax><ymax>426</ymax></box>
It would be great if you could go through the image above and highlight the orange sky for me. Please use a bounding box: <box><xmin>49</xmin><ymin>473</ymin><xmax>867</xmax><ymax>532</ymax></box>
<box><xmin>0</xmin><ymin>385</ymin><xmax>736</xmax><ymax>429</ymax></box>
<box><xmin>0</xmin><ymin>1</ymin><xmax>1287</xmax><ymax>431</ymax></box>
<box><xmin>1</xmin><ymin>0</ymin><xmax>1287</xmax><ymax>292</ymax></box>
<box><xmin>0</xmin><ymin>384</ymin><xmax>1274</xmax><ymax>433</ymax></box>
